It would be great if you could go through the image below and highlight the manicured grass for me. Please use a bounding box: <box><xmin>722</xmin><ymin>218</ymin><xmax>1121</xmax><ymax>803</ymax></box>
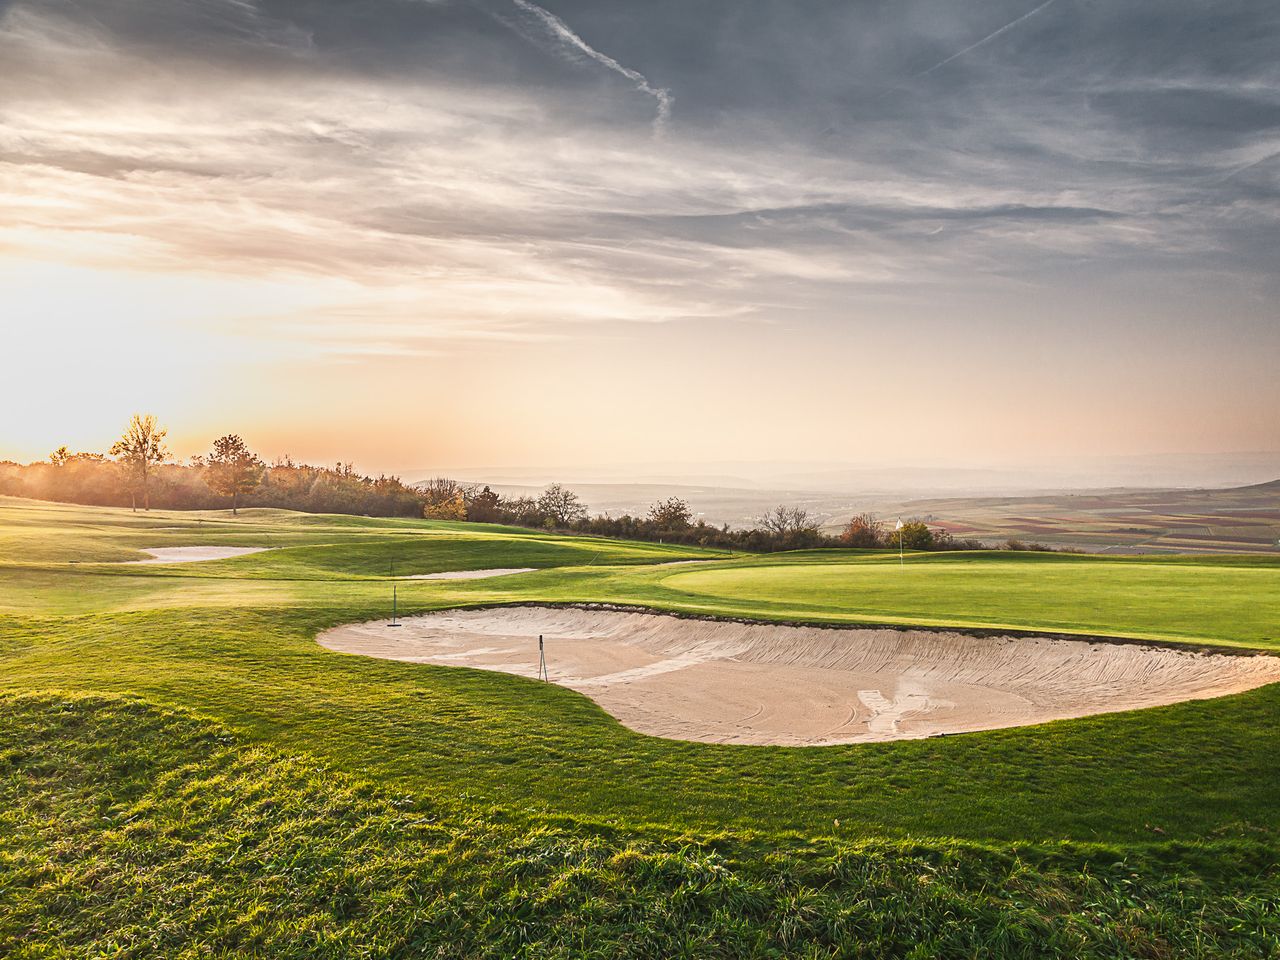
<box><xmin>5</xmin><ymin>594</ymin><xmax>1280</xmax><ymax>843</ymax></box>
<box><xmin>648</xmin><ymin>549</ymin><xmax>1280</xmax><ymax>648</ymax></box>
<box><xmin>3</xmin><ymin>496</ymin><xmax>1279</xmax><ymax>953</ymax></box>
<box><xmin>4</xmin><ymin>693</ymin><xmax>1278</xmax><ymax>959</ymax></box>
<box><xmin>0</xmin><ymin>497</ymin><xmax>723</xmax><ymax>571</ymax></box>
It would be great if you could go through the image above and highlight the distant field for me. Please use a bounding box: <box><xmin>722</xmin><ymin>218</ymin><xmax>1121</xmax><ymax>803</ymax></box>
<box><xmin>898</xmin><ymin>480</ymin><xmax>1280</xmax><ymax>554</ymax></box>
<box><xmin>452</xmin><ymin>477</ymin><xmax>1280</xmax><ymax>554</ymax></box>
<box><xmin>3</xmin><ymin>495</ymin><xmax>1279</xmax><ymax>956</ymax></box>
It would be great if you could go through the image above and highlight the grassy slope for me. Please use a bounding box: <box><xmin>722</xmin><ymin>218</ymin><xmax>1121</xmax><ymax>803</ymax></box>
<box><xmin>3</xmin><ymin>496</ymin><xmax>1280</xmax><ymax>952</ymax></box>
<box><xmin>4</xmin><ymin>693</ymin><xmax>1277</xmax><ymax>960</ymax></box>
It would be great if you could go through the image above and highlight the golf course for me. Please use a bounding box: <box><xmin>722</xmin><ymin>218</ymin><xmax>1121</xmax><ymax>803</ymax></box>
<box><xmin>3</xmin><ymin>494</ymin><xmax>1280</xmax><ymax>957</ymax></box>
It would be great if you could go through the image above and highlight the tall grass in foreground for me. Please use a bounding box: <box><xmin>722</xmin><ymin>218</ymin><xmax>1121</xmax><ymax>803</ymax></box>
<box><xmin>3</xmin><ymin>693</ymin><xmax>1277</xmax><ymax>959</ymax></box>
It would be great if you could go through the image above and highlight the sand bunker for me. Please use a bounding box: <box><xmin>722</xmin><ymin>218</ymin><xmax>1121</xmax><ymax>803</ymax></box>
<box><xmin>317</xmin><ymin>606</ymin><xmax>1280</xmax><ymax>746</ymax></box>
<box><xmin>401</xmin><ymin>568</ymin><xmax>536</xmax><ymax>581</ymax></box>
<box><xmin>124</xmin><ymin>546</ymin><xmax>271</xmax><ymax>564</ymax></box>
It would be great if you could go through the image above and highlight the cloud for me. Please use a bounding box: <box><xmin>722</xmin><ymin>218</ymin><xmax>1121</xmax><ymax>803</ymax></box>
<box><xmin>502</xmin><ymin>0</ymin><xmax>672</xmax><ymax>133</ymax></box>
<box><xmin>1</xmin><ymin>0</ymin><xmax>1278</xmax><ymax>370</ymax></box>
<box><xmin>2</xmin><ymin>0</ymin><xmax>1277</xmax><ymax>468</ymax></box>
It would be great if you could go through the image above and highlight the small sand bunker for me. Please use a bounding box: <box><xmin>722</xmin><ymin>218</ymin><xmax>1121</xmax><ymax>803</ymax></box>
<box><xmin>124</xmin><ymin>546</ymin><xmax>271</xmax><ymax>564</ymax></box>
<box><xmin>317</xmin><ymin>606</ymin><xmax>1280</xmax><ymax>746</ymax></box>
<box><xmin>401</xmin><ymin>568</ymin><xmax>536</xmax><ymax>581</ymax></box>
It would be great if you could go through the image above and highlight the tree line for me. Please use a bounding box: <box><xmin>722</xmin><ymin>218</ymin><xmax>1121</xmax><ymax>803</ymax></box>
<box><xmin>2</xmin><ymin>415</ymin><xmax>423</xmax><ymax>517</ymax></box>
<box><xmin>420</xmin><ymin>479</ymin><xmax>1016</xmax><ymax>552</ymax></box>
<box><xmin>3</xmin><ymin>414</ymin><xmax>1067</xmax><ymax>552</ymax></box>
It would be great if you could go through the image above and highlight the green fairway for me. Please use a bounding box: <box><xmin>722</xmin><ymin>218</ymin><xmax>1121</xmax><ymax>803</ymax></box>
<box><xmin>3</xmin><ymin>495</ymin><xmax>1280</xmax><ymax>956</ymax></box>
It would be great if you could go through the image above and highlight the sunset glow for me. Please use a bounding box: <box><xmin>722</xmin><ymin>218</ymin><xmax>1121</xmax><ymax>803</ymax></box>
<box><xmin>3</xmin><ymin>0</ymin><xmax>1277</xmax><ymax>476</ymax></box>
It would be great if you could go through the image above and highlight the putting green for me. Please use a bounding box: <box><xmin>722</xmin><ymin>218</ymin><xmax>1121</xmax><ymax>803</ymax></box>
<box><xmin>657</xmin><ymin>553</ymin><xmax>1280</xmax><ymax>648</ymax></box>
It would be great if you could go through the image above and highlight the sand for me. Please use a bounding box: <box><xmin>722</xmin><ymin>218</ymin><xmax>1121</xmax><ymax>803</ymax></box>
<box><xmin>401</xmin><ymin>568</ymin><xmax>536</xmax><ymax>580</ymax></box>
<box><xmin>124</xmin><ymin>546</ymin><xmax>272</xmax><ymax>564</ymax></box>
<box><xmin>317</xmin><ymin>606</ymin><xmax>1280</xmax><ymax>746</ymax></box>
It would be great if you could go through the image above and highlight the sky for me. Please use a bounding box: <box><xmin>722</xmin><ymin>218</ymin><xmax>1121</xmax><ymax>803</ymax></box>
<box><xmin>2</xmin><ymin>0</ymin><xmax>1278</xmax><ymax>481</ymax></box>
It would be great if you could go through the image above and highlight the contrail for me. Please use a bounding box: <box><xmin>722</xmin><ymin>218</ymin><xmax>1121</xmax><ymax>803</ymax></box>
<box><xmin>918</xmin><ymin>0</ymin><xmax>1057</xmax><ymax>76</ymax></box>
<box><xmin>1216</xmin><ymin>148</ymin><xmax>1280</xmax><ymax>183</ymax></box>
<box><xmin>508</xmin><ymin>0</ymin><xmax>672</xmax><ymax>133</ymax></box>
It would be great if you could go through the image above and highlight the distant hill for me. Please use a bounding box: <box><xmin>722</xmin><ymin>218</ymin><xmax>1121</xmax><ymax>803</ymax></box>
<box><xmin>895</xmin><ymin>480</ymin><xmax>1280</xmax><ymax>555</ymax></box>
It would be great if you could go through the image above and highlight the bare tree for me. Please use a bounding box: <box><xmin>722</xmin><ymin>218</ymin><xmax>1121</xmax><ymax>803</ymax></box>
<box><xmin>647</xmin><ymin>496</ymin><xmax>693</xmax><ymax>531</ymax></box>
<box><xmin>419</xmin><ymin>477</ymin><xmax>459</xmax><ymax>503</ymax></box>
<box><xmin>109</xmin><ymin>414</ymin><xmax>169</xmax><ymax>511</ymax></box>
<box><xmin>204</xmin><ymin>434</ymin><xmax>265</xmax><ymax>515</ymax></box>
<box><xmin>537</xmin><ymin>483</ymin><xmax>587</xmax><ymax>528</ymax></box>
<box><xmin>504</xmin><ymin>495</ymin><xmax>542</xmax><ymax>526</ymax></box>
<box><xmin>756</xmin><ymin>504</ymin><xmax>819</xmax><ymax>537</ymax></box>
